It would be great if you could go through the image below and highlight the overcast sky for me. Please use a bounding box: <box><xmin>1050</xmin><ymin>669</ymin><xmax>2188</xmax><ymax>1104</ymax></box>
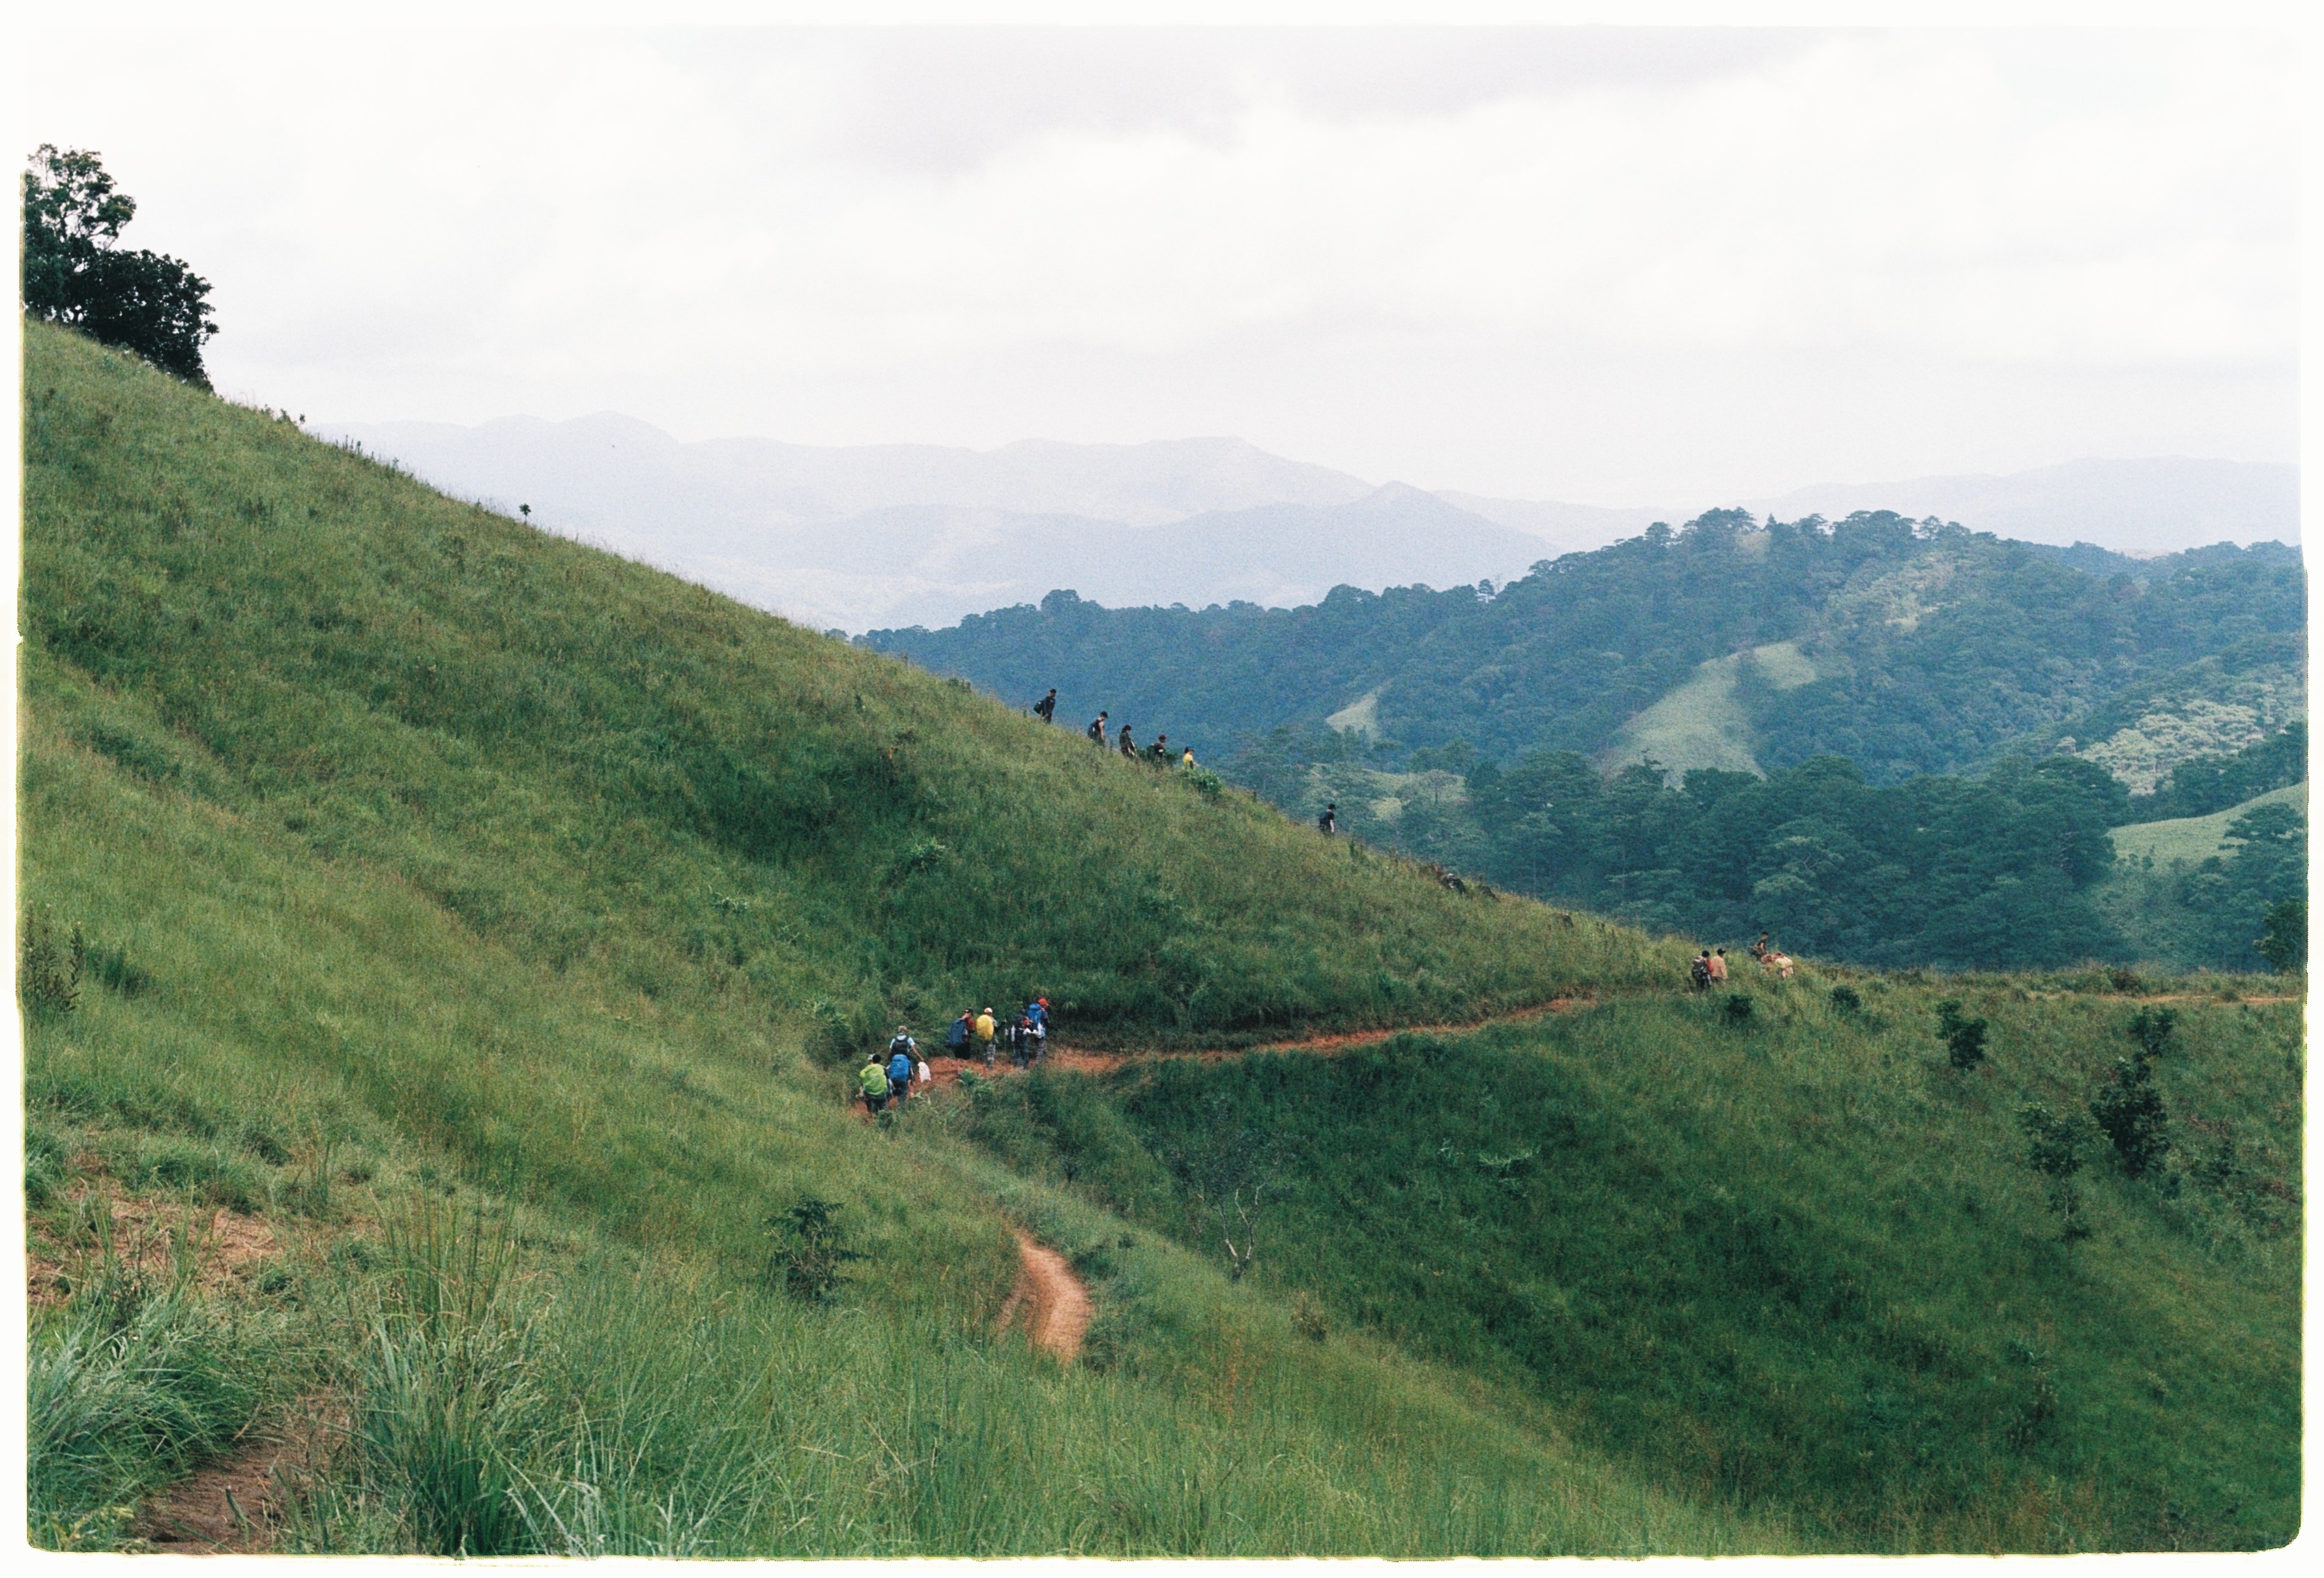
<box><xmin>16</xmin><ymin>21</ymin><xmax>2299</xmax><ymax>503</ymax></box>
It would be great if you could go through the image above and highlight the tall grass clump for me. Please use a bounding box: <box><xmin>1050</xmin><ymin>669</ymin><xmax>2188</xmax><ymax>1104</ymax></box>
<box><xmin>29</xmin><ymin>1284</ymin><xmax>273</xmax><ymax>1549</ymax></box>
<box><xmin>340</xmin><ymin>1199</ymin><xmax>545</xmax><ymax>1555</ymax></box>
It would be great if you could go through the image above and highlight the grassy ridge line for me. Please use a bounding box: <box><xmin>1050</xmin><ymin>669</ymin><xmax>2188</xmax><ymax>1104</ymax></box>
<box><xmin>22</xmin><ymin>322</ymin><xmax>1669</xmax><ymax>1052</ymax></box>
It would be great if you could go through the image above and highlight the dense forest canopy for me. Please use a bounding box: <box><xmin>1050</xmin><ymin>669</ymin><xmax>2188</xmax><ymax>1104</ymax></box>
<box><xmin>865</xmin><ymin>512</ymin><xmax>2302</xmax><ymax>783</ymax></box>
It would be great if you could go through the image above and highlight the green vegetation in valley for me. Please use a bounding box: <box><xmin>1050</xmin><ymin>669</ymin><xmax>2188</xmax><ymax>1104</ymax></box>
<box><xmin>21</xmin><ymin>320</ymin><xmax>1756</xmax><ymax>1556</ymax></box>
<box><xmin>966</xmin><ymin>975</ymin><xmax>2303</xmax><ymax>1551</ymax></box>
<box><xmin>2097</xmin><ymin>787</ymin><xmax>2310</xmax><ymax>973</ymax></box>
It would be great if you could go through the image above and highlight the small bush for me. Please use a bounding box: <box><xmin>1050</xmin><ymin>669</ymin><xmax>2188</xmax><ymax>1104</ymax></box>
<box><xmin>767</xmin><ymin>1196</ymin><xmax>862</xmax><ymax>1302</ymax></box>
<box><xmin>2127</xmin><ymin>1007</ymin><xmax>2177</xmax><ymax>1061</ymax></box>
<box><xmin>1828</xmin><ymin>985</ymin><xmax>1862</xmax><ymax>1013</ymax></box>
<box><xmin>2089</xmin><ymin>1055</ymin><xmax>2170</xmax><ymax>1178</ymax></box>
<box><xmin>2018</xmin><ymin>1103</ymin><xmax>2093</xmax><ymax>1240</ymax></box>
<box><xmin>2106</xmin><ymin>967</ymin><xmax>2145</xmax><ymax>995</ymax></box>
<box><xmin>20</xmin><ymin>905</ymin><xmax>86</xmax><ymax>1016</ymax></box>
<box><xmin>1185</xmin><ymin>767</ymin><xmax>1226</xmax><ymax>802</ymax></box>
<box><xmin>1936</xmin><ymin>1001</ymin><xmax>1988</xmax><ymax>1069</ymax></box>
<box><xmin>1721</xmin><ymin>994</ymin><xmax>1752</xmax><ymax>1025</ymax></box>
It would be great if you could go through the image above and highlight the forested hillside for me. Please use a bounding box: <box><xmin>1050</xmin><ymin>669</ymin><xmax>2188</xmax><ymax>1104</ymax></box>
<box><xmin>864</xmin><ymin>511</ymin><xmax>2302</xmax><ymax>785</ymax></box>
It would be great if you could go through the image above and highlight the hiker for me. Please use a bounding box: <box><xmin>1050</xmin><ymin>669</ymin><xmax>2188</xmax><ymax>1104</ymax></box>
<box><xmin>858</xmin><ymin>1053</ymin><xmax>891</xmax><ymax>1115</ymax></box>
<box><xmin>1318</xmin><ymin>802</ymin><xmax>1337</xmax><ymax>836</ymax></box>
<box><xmin>1765</xmin><ymin>951</ymin><xmax>1796</xmax><ymax>980</ymax></box>
<box><xmin>1180</xmin><ymin>745</ymin><xmax>1196</xmax><ymax>769</ymax></box>
<box><xmin>1750</xmin><ymin>931</ymin><xmax>1770</xmax><ymax>963</ymax></box>
<box><xmin>1026</xmin><ymin>997</ymin><xmax>1050</xmax><ymax>1060</ymax></box>
<box><xmin>1707</xmin><ymin>948</ymin><xmax>1728</xmax><ymax>983</ymax></box>
<box><xmin>1034</xmin><ymin>688</ymin><xmax>1057</xmax><ymax>723</ymax></box>
<box><xmin>1119</xmin><ymin>725</ymin><xmax>1138</xmax><ymax>759</ymax></box>
<box><xmin>975</xmin><ymin>1006</ymin><xmax>998</xmax><ymax>1066</ymax></box>
<box><xmin>886</xmin><ymin>1027</ymin><xmax>917</xmax><ymax>1106</ymax></box>
<box><xmin>946</xmin><ymin>1010</ymin><xmax>972</xmax><ymax>1061</ymax></box>
<box><xmin>1088</xmin><ymin>711</ymin><xmax>1109</xmax><ymax>746</ymax></box>
<box><xmin>1149</xmin><ymin>733</ymin><xmax>1170</xmax><ymax>765</ymax></box>
<box><xmin>1009</xmin><ymin>1013</ymin><xmax>1032</xmax><ymax>1068</ymax></box>
<box><xmin>1689</xmin><ymin>950</ymin><xmax>1713</xmax><ymax>992</ymax></box>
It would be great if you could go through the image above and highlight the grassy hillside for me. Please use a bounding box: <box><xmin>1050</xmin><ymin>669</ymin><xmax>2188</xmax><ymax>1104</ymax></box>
<box><xmin>2108</xmin><ymin>782</ymin><xmax>2306</xmax><ymax>866</ymax></box>
<box><xmin>18</xmin><ymin>324</ymin><xmax>2300</xmax><ymax>1555</ymax></box>
<box><xmin>967</xmin><ymin>971</ymin><xmax>2302</xmax><ymax>1550</ymax></box>
<box><xmin>20</xmin><ymin>322</ymin><xmax>1741</xmax><ymax>1555</ymax></box>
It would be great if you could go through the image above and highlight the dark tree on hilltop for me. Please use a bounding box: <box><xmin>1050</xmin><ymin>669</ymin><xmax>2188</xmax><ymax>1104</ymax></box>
<box><xmin>23</xmin><ymin>145</ymin><xmax>216</xmax><ymax>387</ymax></box>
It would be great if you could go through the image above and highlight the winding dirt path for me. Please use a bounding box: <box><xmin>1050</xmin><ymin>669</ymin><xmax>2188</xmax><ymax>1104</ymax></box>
<box><xmin>914</xmin><ymin>996</ymin><xmax>1588</xmax><ymax>1092</ymax></box>
<box><xmin>996</xmin><ymin>1231</ymin><xmax>1094</xmax><ymax>1364</ymax></box>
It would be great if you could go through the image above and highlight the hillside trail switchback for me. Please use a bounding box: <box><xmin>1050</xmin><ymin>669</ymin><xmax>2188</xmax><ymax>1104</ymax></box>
<box><xmin>997</xmin><ymin>1231</ymin><xmax>1094</xmax><ymax>1364</ymax></box>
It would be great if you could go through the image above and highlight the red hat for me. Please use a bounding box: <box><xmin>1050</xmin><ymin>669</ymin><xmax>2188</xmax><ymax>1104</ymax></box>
<box><xmin>1038</xmin><ymin>997</ymin><xmax>1048</xmax><ymax>1006</ymax></box>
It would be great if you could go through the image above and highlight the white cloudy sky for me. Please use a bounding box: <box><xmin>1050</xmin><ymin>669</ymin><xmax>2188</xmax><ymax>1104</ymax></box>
<box><xmin>14</xmin><ymin>12</ymin><xmax>2301</xmax><ymax>503</ymax></box>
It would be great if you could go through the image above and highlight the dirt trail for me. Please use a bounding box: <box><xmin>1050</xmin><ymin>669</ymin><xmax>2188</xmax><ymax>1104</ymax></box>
<box><xmin>138</xmin><ymin>1394</ymin><xmax>339</xmax><ymax>1554</ymax></box>
<box><xmin>996</xmin><ymin>1231</ymin><xmax>1093</xmax><ymax>1364</ymax></box>
<box><xmin>908</xmin><ymin>996</ymin><xmax>1587</xmax><ymax>1093</ymax></box>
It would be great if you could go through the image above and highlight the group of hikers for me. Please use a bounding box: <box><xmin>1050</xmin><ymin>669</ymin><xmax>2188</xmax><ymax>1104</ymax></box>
<box><xmin>856</xmin><ymin>997</ymin><xmax>1055</xmax><ymax>1114</ymax></box>
<box><xmin>1689</xmin><ymin>931</ymin><xmax>1795</xmax><ymax>990</ymax></box>
<box><xmin>1032</xmin><ymin>688</ymin><xmax>1201</xmax><ymax>770</ymax></box>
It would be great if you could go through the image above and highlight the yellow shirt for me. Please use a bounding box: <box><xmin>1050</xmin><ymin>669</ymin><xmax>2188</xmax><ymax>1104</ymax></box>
<box><xmin>974</xmin><ymin>1013</ymin><xmax>996</xmax><ymax>1041</ymax></box>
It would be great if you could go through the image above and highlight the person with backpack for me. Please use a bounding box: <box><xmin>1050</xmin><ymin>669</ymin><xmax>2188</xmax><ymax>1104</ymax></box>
<box><xmin>974</xmin><ymin>1006</ymin><xmax>998</xmax><ymax>1066</ymax></box>
<box><xmin>1026</xmin><ymin>997</ymin><xmax>1049</xmax><ymax>1060</ymax></box>
<box><xmin>1706</xmin><ymin>948</ymin><xmax>1728</xmax><ymax>983</ymax></box>
<box><xmin>858</xmin><ymin>1052</ymin><xmax>891</xmax><ymax>1115</ymax></box>
<box><xmin>1008</xmin><ymin>1014</ymin><xmax>1032</xmax><ymax>1068</ymax></box>
<box><xmin>1689</xmin><ymin>951</ymin><xmax>1713</xmax><ymax>992</ymax></box>
<box><xmin>1034</xmin><ymin>688</ymin><xmax>1057</xmax><ymax>723</ymax></box>
<box><xmin>946</xmin><ymin>1010</ymin><xmax>972</xmax><ymax>1062</ymax></box>
<box><xmin>1149</xmin><ymin>733</ymin><xmax>1169</xmax><ymax>765</ymax></box>
<box><xmin>1118</xmin><ymin>725</ymin><xmax>1137</xmax><ymax>759</ymax></box>
<box><xmin>1088</xmin><ymin>711</ymin><xmax>1109</xmax><ymax>745</ymax></box>
<box><xmin>886</xmin><ymin>1027</ymin><xmax>917</xmax><ymax>1105</ymax></box>
<box><xmin>1318</xmin><ymin>802</ymin><xmax>1337</xmax><ymax>836</ymax></box>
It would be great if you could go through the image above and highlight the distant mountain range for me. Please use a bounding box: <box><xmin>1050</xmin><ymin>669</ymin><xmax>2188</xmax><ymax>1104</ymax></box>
<box><xmin>327</xmin><ymin>413</ymin><xmax>2298</xmax><ymax>632</ymax></box>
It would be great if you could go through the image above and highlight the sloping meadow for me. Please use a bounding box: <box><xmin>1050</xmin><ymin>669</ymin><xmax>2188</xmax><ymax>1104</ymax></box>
<box><xmin>965</xmin><ymin>972</ymin><xmax>2302</xmax><ymax>1550</ymax></box>
<box><xmin>21</xmin><ymin>323</ymin><xmax>1746</xmax><ymax>1555</ymax></box>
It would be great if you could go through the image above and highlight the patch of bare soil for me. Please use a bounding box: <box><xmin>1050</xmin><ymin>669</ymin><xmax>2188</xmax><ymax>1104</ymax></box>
<box><xmin>996</xmin><ymin>1231</ymin><xmax>1093</xmax><ymax>1364</ymax></box>
<box><xmin>138</xmin><ymin>1395</ymin><xmax>341</xmax><ymax>1555</ymax></box>
<box><xmin>29</xmin><ymin>1193</ymin><xmax>281</xmax><ymax>1308</ymax></box>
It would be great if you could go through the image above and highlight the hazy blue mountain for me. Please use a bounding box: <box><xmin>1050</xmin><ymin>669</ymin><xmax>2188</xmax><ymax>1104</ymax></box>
<box><xmin>328</xmin><ymin>411</ymin><xmax>2299</xmax><ymax>632</ymax></box>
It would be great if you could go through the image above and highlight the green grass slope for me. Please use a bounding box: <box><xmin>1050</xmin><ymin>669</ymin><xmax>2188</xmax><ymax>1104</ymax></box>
<box><xmin>19</xmin><ymin>323</ymin><xmax>1751</xmax><ymax>1555</ymax></box>
<box><xmin>2097</xmin><ymin>784</ymin><xmax>2308</xmax><ymax>972</ymax></box>
<box><xmin>2109</xmin><ymin>782</ymin><xmax>2306</xmax><ymax>867</ymax></box>
<box><xmin>968</xmin><ymin>971</ymin><xmax>2302</xmax><ymax>1551</ymax></box>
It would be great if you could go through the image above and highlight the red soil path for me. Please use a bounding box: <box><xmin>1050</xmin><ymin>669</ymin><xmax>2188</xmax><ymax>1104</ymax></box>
<box><xmin>997</xmin><ymin>1231</ymin><xmax>1094</xmax><ymax>1364</ymax></box>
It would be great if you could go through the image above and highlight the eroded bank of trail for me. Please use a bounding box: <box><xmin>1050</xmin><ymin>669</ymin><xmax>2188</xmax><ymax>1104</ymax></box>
<box><xmin>996</xmin><ymin>1231</ymin><xmax>1094</xmax><ymax>1364</ymax></box>
<box><xmin>916</xmin><ymin>995</ymin><xmax>1589</xmax><ymax>1092</ymax></box>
